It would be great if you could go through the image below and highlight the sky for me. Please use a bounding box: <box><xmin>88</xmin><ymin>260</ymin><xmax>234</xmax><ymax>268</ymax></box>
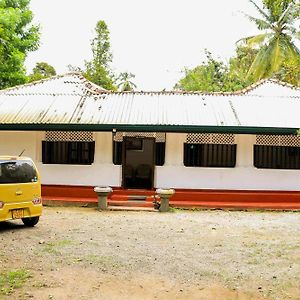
<box><xmin>26</xmin><ymin>0</ymin><xmax>261</xmax><ymax>90</ymax></box>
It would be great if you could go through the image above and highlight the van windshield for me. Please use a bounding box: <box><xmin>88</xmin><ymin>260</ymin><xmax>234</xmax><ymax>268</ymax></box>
<box><xmin>0</xmin><ymin>160</ymin><xmax>38</xmax><ymax>184</ymax></box>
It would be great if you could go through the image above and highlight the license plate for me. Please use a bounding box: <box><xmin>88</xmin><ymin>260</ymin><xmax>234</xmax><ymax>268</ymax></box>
<box><xmin>12</xmin><ymin>209</ymin><xmax>24</xmax><ymax>219</ymax></box>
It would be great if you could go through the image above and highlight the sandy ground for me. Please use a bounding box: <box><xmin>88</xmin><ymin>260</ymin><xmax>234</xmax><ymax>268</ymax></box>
<box><xmin>1</xmin><ymin>207</ymin><xmax>300</xmax><ymax>300</ymax></box>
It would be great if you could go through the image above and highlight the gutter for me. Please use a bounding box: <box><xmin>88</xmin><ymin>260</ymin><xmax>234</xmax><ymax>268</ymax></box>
<box><xmin>0</xmin><ymin>123</ymin><xmax>298</xmax><ymax>135</ymax></box>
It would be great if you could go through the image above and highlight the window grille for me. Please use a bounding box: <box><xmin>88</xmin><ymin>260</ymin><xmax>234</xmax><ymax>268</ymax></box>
<box><xmin>256</xmin><ymin>135</ymin><xmax>300</xmax><ymax>147</ymax></box>
<box><xmin>186</xmin><ymin>133</ymin><xmax>235</xmax><ymax>144</ymax></box>
<box><xmin>45</xmin><ymin>131</ymin><xmax>94</xmax><ymax>142</ymax></box>
<box><xmin>113</xmin><ymin>132</ymin><xmax>166</xmax><ymax>142</ymax></box>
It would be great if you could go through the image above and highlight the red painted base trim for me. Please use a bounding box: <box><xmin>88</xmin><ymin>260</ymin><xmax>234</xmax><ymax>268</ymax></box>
<box><xmin>41</xmin><ymin>184</ymin><xmax>300</xmax><ymax>210</ymax></box>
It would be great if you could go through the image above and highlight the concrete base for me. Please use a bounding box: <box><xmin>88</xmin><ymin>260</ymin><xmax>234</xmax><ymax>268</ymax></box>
<box><xmin>94</xmin><ymin>186</ymin><xmax>112</xmax><ymax>210</ymax></box>
<box><xmin>156</xmin><ymin>188</ymin><xmax>175</xmax><ymax>212</ymax></box>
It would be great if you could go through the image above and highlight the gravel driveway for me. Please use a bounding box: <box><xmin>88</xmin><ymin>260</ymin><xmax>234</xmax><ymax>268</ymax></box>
<box><xmin>1</xmin><ymin>207</ymin><xmax>300</xmax><ymax>299</ymax></box>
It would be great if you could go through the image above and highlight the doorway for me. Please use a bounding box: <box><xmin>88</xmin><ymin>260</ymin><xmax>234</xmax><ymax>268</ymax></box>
<box><xmin>122</xmin><ymin>137</ymin><xmax>155</xmax><ymax>189</ymax></box>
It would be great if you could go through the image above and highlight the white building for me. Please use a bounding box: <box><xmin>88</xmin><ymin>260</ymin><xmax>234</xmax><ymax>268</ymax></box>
<box><xmin>1</xmin><ymin>73</ymin><xmax>300</xmax><ymax>209</ymax></box>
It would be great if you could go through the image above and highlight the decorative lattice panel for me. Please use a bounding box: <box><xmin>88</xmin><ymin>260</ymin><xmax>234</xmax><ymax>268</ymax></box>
<box><xmin>113</xmin><ymin>132</ymin><xmax>166</xmax><ymax>142</ymax></box>
<box><xmin>186</xmin><ymin>133</ymin><xmax>236</xmax><ymax>144</ymax></box>
<box><xmin>45</xmin><ymin>131</ymin><xmax>94</xmax><ymax>142</ymax></box>
<box><xmin>256</xmin><ymin>135</ymin><xmax>300</xmax><ymax>147</ymax></box>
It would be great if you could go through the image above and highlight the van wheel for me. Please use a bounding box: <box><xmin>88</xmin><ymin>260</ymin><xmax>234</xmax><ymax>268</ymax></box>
<box><xmin>22</xmin><ymin>217</ymin><xmax>39</xmax><ymax>227</ymax></box>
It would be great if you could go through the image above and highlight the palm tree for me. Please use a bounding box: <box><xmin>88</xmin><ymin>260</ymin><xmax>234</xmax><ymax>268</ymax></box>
<box><xmin>117</xmin><ymin>72</ymin><xmax>137</xmax><ymax>91</ymax></box>
<box><xmin>239</xmin><ymin>0</ymin><xmax>300</xmax><ymax>80</ymax></box>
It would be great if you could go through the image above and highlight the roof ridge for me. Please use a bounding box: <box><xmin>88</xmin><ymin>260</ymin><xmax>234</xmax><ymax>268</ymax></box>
<box><xmin>0</xmin><ymin>72</ymin><xmax>85</xmax><ymax>94</ymax></box>
<box><xmin>94</xmin><ymin>78</ymin><xmax>300</xmax><ymax>96</ymax></box>
<box><xmin>0</xmin><ymin>72</ymin><xmax>107</xmax><ymax>95</ymax></box>
<box><xmin>238</xmin><ymin>78</ymin><xmax>300</xmax><ymax>94</ymax></box>
<box><xmin>0</xmin><ymin>73</ymin><xmax>299</xmax><ymax>96</ymax></box>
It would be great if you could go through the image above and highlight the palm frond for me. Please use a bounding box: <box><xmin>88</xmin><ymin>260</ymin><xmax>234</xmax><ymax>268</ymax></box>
<box><xmin>245</xmin><ymin>14</ymin><xmax>272</xmax><ymax>30</ymax></box>
<box><xmin>278</xmin><ymin>3</ymin><xmax>299</xmax><ymax>27</ymax></box>
<box><xmin>281</xmin><ymin>35</ymin><xmax>300</xmax><ymax>59</ymax></box>
<box><xmin>284</xmin><ymin>26</ymin><xmax>297</xmax><ymax>35</ymax></box>
<box><xmin>269</xmin><ymin>37</ymin><xmax>284</xmax><ymax>74</ymax></box>
<box><xmin>249</xmin><ymin>0</ymin><xmax>272</xmax><ymax>23</ymax></box>
<box><xmin>243</xmin><ymin>33</ymin><xmax>271</xmax><ymax>47</ymax></box>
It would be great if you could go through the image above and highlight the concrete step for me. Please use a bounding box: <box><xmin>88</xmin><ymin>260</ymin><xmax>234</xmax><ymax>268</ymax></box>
<box><xmin>108</xmin><ymin>200</ymin><xmax>154</xmax><ymax>208</ymax></box>
<box><xmin>110</xmin><ymin>194</ymin><xmax>154</xmax><ymax>202</ymax></box>
<box><xmin>108</xmin><ymin>206</ymin><xmax>158</xmax><ymax>212</ymax></box>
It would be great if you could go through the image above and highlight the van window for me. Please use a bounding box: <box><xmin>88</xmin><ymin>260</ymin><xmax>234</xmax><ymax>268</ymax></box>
<box><xmin>0</xmin><ymin>160</ymin><xmax>38</xmax><ymax>184</ymax></box>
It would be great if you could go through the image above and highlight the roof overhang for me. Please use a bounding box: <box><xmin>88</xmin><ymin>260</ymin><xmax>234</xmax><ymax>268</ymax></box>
<box><xmin>0</xmin><ymin>123</ymin><xmax>298</xmax><ymax>135</ymax></box>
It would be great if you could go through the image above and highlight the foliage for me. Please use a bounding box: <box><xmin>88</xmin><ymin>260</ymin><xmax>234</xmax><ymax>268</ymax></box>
<box><xmin>0</xmin><ymin>0</ymin><xmax>40</xmax><ymax>89</ymax></box>
<box><xmin>0</xmin><ymin>269</ymin><xmax>31</xmax><ymax>295</ymax></box>
<box><xmin>83</xmin><ymin>20</ymin><xmax>116</xmax><ymax>90</ymax></box>
<box><xmin>176</xmin><ymin>0</ymin><xmax>300</xmax><ymax>92</ymax></box>
<box><xmin>175</xmin><ymin>50</ymin><xmax>228</xmax><ymax>92</ymax></box>
<box><xmin>116</xmin><ymin>72</ymin><xmax>137</xmax><ymax>91</ymax></box>
<box><xmin>175</xmin><ymin>49</ymin><xmax>255</xmax><ymax>92</ymax></box>
<box><xmin>275</xmin><ymin>56</ymin><xmax>300</xmax><ymax>85</ymax></box>
<box><xmin>239</xmin><ymin>0</ymin><xmax>300</xmax><ymax>81</ymax></box>
<box><xmin>28</xmin><ymin>62</ymin><xmax>56</xmax><ymax>82</ymax></box>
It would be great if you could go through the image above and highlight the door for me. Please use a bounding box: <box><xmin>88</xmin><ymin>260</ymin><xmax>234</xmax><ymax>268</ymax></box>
<box><xmin>122</xmin><ymin>137</ymin><xmax>155</xmax><ymax>189</ymax></box>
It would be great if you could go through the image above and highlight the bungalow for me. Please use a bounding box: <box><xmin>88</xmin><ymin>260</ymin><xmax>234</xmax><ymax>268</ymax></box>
<box><xmin>1</xmin><ymin>72</ymin><xmax>300</xmax><ymax>209</ymax></box>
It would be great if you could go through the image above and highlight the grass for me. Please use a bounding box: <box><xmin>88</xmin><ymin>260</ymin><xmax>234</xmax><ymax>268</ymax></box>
<box><xmin>41</xmin><ymin>239</ymin><xmax>73</xmax><ymax>254</ymax></box>
<box><xmin>71</xmin><ymin>254</ymin><xmax>123</xmax><ymax>269</ymax></box>
<box><xmin>0</xmin><ymin>269</ymin><xmax>31</xmax><ymax>296</ymax></box>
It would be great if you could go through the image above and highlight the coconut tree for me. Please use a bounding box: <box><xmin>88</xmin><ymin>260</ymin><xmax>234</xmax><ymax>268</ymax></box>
<box><xmin>240</xmin><ymin>0</ymin><xmax>300</xmax><ymax>80</ymax></box>
<box><xmin>117</xmin><ymin>72</ymin><xmax>137</xmax><ymax>91</ymax></box>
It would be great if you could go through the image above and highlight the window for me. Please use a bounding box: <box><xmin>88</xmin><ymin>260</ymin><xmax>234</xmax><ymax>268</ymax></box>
<box><xmin>113</xmin><ymin>141</ymin><xmax>122</xmax><ymax>165</ymax></box>
<box><xmin>125</xmin><ymin>138</ymin><xmax>143</xmax><ymax>150</ymax></box>
<box><xmin>155</xmin><ymin>142</ymin><xmax>165</xmax><ymax>166</ymax></box>
<box><xmin>254</xmin><ymin>145</ymin><xmax>300</xmax><ymax>169</ymax></box>
<box><xmin>184</xmin><ymin>143</ymin><xmax>236</xmax><ymax>167</ymax></box>
<box><xmin>0</xmin><ymin>160</ymin><xmax>37</xmax><ymax>183</ymax></box>
<box><xmin>42</xmin><ymin>141</ymin><xmax>95</xmax><ymax>165</ymax></box>
<box><xmin>112</xmin><ymin>141</ymin><xmax>165</xmax><ymax>166</ymax></box>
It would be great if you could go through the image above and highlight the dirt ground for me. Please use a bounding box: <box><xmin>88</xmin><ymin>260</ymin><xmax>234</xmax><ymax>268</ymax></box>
<box><xmin>1</xmin><ymin>207</ymin><xmax>300</xmax><ymax>300</ymax></box>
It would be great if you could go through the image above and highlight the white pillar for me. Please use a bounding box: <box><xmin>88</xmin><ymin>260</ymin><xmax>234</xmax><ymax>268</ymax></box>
<box><xmin>94</xmin><ymin>132</ymin><xmax>113</xmax><ymax>164</ymax></box>
<box><xmin>165</xmin><ymin>133</ymin><xmax>186</xmax><ymax>166</ymax></box>
<box><xmin>236</xmin><ymin>134</ymin><xmax>255</xmax><ymax>168</ymax></box>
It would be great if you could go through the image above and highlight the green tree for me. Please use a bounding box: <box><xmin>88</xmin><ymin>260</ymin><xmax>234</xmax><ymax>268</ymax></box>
<box><xmin>83</xmin><ymin>20</ymin><xmax>116</xmax><ymax>90</ymax></box>
<box><xmin>228</xmin><ymin>46</ymin><xmax>258</xmax><ymax>86</ymax></box>
<box><xmin>275</xmin><ymin>56</ymin><xmax>300</xmax><ymax>85</ymax></box>
<box><xmin>0</xmin><ymin>0</ymin><xmax>40</xmax><ymax>89</ymax></box>
<box><xmin>28</xmin><ymin>62</ymin><xmax>56</xmax><ymax>82</ymax></box>
<box><xmin>240</xmin><ymin>0</ymin><xmax>300</xmax><ymax>80</ymax></box>
<box><xmin>117</xmin><ymin>72</ymin><xmax>137</xmax><ymax>91</ymax></box>
<box><xmin>175</xmin><ymin>51</ymin><xmax>228</xmax><ymax>92</ymax></box>
<box><xmin>175</xmin><ymin>50</ymin><xmax>252</xmax><ymax>92</ymax></box>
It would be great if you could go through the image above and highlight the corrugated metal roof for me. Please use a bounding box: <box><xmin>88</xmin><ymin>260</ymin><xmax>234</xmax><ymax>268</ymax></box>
<box><xmin>0</xmin><ymin>73</ymin><xmax>299</xmax><ymax>134</ymax></box>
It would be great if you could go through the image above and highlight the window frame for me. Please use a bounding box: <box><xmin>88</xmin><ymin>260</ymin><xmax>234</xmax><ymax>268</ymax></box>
<box><xmin>184</xmin><ymin>143</ymin><xmax>237</xmax><ymax>168</ymax></box>
<box><xmin>254</xmin><ymin>145</ymin><xmax>300</xmax><ymax>169</ymax></box>
<box><xmin>42</xmin><ymin>141</ymin><xmax>95</xmax><ymax>165</ymax></box>
<box><xmin>112</xmin><ymin>141</ymin><xmax>166</xmax><ymax>166</ymax></box>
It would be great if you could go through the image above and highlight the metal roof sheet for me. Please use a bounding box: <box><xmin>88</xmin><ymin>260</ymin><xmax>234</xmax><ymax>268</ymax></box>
<box><xmin>0</xmin><ymin>73</ymin><xmax>299</xmax><ymax>134</ymax></box>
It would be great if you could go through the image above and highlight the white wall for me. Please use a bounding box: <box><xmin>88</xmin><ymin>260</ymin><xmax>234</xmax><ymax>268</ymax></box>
<box><xmin>156</xmin><ymin>133</ymin><xmax>300</xmax><ymax>191</ymax></box>
<box><xmin>36</xmin><ymin>132</ymin><xmax>121</xmax><ymax>186</ymax></box>
<box><xmin>0</xmin><ymin>131</ymin><xmax>37</xmax><ymax>158</ymax></box>
<box><xmin>0</xmin><ymin>131</ymin><xmax>121</xmax><ymax>187</ymax></box>
<box><xmin>1</xmin><ymin>131</ymin><xmax>300</xmax><ymax>191</ymax></box>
